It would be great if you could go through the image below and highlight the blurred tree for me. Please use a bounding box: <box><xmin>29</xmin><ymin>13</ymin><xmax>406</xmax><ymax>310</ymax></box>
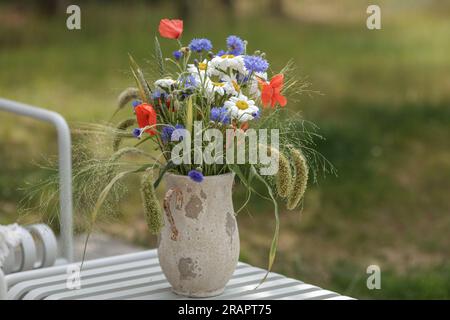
<box><xmin>220</xmin><ymin>0</ymin><xmax>235</xmax><ymax>20</ymax></box>
<box><xmin>269</xmin><ymin>0</ymin><xmax>284</xmax><ymax>17</ymax></box>
<box><xmin>174</xmin><ymin>0</ymin><xmax>236</xmax><ymax>21</ymax></box>
<box><xmin>37</xmin><ymin>0</ymin><xmax>59</xmax><ymax>16</ymax></box>
<box><xmin>175</xmin><ymin>0</ymin><xmax>191</xmax><ymax>20</ymax></box>
<box><xmin>221</xmin><ymin>0</ymin><xmax>234</xmax><ymax>10</ymax></box>
<box><xmin>12</xmin><ymin>0</ymin><xmax>66</xmax><ymax>16</ymax></box>
<box><xmin>144</xmin><ymin>0</ymin><xmax>192</xmax><ymax>20</ymax></box>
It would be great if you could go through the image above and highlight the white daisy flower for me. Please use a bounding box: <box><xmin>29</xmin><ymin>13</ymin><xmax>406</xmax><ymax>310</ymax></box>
<box><xmin>187</xmin><ymin>59</ymin><xmax>209</xmax><ymax>82</ymax></box>
<box><xmin>204</xmin><ymin>80</ymin><xmax>236</xmax><ymax>97</ymax></box>
<box><xmin>224</xmin><ymin>94</ymin><xmax>260</xmax><ymax>122</ymax></box>
<box><xmin>154</xmin><ymin>78</ymin><xmax>176</xmax><ymax>91</ymax></box>
<box><xmin>208</xmin><ymin>54</ymin><xmax>246</xmax><ymax>77</ymax></box>
<box><xmin>205</xmin><ymin>79</ymin><xmax>227</xmax><ymax>96</ymax></box>
<box><xmin>220</xmin><ymin>74</ymin><xmax>242</xmax><ymax>96</ymax></box>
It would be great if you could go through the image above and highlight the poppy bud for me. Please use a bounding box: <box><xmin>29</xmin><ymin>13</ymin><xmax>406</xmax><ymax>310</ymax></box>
<box><xmin>134</xmin><ymin>103</ymin><xmax>158</xmax><ymax>135</ymax></box>
<box><xmin>158</xmin><ymin>19</ymin><xmax>183</xmax><ymax>39</ymax></box>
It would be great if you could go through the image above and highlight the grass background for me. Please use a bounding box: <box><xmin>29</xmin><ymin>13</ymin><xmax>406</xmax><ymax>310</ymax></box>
<box><xmin>1</xmin><ymin>0</ymin><xmax>449</xmax><ymax>299</ymax></box>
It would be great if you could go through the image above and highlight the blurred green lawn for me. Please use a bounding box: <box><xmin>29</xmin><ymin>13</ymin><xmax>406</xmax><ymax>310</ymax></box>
<box><xmin>1</xmin><ymin>0</ymin><xmax>449</xmax><ymax>299</ymax></box>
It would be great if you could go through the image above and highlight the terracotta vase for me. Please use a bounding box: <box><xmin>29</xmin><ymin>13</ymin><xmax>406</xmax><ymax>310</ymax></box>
<box><xmin>158</xmin><ymin>172</ymin><xmax>239</xmax><ymax>297</ymax></box>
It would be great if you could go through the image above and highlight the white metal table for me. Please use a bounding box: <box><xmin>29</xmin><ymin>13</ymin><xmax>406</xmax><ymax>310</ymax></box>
<box><xmin>3</xmin><ymin>249</ymin><xmax>352</xmax><ymax>300</ymax></box>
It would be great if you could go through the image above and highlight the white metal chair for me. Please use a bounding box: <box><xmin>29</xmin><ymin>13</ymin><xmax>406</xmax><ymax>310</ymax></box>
<box><xmin>0</xmin><ymin>98</ymin><xmax>353</xmax><ymax>300</ymax></box>
<box><xmin>2</xmin><ymin>224</ymin><xmax>59</xmax><ymax>274</ymax></box>
<box><xmin>0</xmin><ymin>98</ymin><xmax>73</xmax><ymax>298</ymax></box>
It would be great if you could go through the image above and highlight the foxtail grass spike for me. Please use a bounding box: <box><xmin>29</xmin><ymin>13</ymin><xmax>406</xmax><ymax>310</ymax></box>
<box><xmin>287</xmin><ymin>148</ymin><xmax>309</xmax><ymax>210</ymax></box>
<box><xmin>110</xmin><ymin>147</ymin><xmax>150</xmax><ymax>163</ymax></box>
<box><xmin>140</xmin><ymin>169</ymin><xmax>164</xmax><ymax>235</ymax></box>
<box><xmin>272</xmin><ymin>147</ymin><xmax>292</xmax><ymax>198</ymax></box>
<box><xmin>112</xmin><ymin>118</ymin><xmax>136</xmax><ymax>151</ymax></box>
<box><xmin>114</xmin><ymin>87</ymin><xmax>139</xmax><ymax>117</ymax></box>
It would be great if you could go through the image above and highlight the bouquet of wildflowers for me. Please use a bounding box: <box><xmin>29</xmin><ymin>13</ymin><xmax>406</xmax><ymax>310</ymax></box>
<box><xmin>127</xmin><ymin>19</ymin><xmax>288</xmax><ymax>178</ymax></box>
<box><xmin>26</xmin><ymin>19</ymin><xmax>333</xmax><ymax>276</ymax></box>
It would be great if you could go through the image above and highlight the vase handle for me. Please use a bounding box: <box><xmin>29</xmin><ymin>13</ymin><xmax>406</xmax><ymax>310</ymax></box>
<box><xmin>163</xmin><ymin>188</ymin><xmax>183</xmax><ymax>241</ymax></box>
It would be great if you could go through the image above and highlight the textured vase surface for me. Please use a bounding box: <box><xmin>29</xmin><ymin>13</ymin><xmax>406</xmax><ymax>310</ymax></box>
<box><xmin>158</xmin><ymin>172</ymin><xmax>239</xmax><ymax>297</ymax></box>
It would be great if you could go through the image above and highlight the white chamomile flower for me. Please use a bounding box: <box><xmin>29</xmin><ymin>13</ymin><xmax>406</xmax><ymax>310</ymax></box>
<box><xmin>205</xmin><ymin>79</ymin><xmax>227</xmax><ymax>96</ymax></box>
<box><xmin>220</xmin><ymin>74</ymin><xmax>242</xmax><ymax>96</ymax></box>
<box><xmin>154</xmin><ymin>78</ymin><xmax>176</xmax><ymax>91</ymax></box>
<box><xmin>205</xmin><ymin>75</ymin><xmax>241</xmax><ymax>98</ymax></box>
<box><xmin>224</xmin><ymin>94</ymin><xmax>260</xmax><ymax>122</ymax></box>
<box><xmin>187</xmin><ymin>59</ymin><xmax>209</xmax><ymax>82</ymax></box>
<box><xmin>208</xmin><ymin>54</ymin><xmax>246</xmax><ymax>77</ymax></box>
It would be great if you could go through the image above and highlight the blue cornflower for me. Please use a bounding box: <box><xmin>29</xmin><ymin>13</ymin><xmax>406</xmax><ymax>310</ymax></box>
<box><xmin>180</xmin><ymin>74</ymin><xmax>198</xmax><ymax>88</ymax></box>
<box><xmin>152</xmin><ymin>90</ymin><xmax>167</xmax><ymax>101</ymax></box>
<box><xmin>173</xmin><ymin>50</ymin><xmax>183</xmax><ymax>60</ymax></box>
<box><xmin>161</xmin><ymin>126</ymin><xmax>174</xmax><ymax>144</ymax></box>
<box><xmin>161</xmin><ymin>124</ymin><xmax>185</xmax><ymax>144</ymax></box>
<box><xmin>171</xmin><ymin>124</ymin><xmax>185</xmax><ymax>141</ymax></box>
<box><xmin>243</xmin><ymin>55</ymin><xmax>269</xmax><ymax>73</ymax></box>
<box><xmin>152</xmin><ymin>90</ymin><xmax>162</xmax><ymax>100</ymax></box>
<box><xmin>189</xmin><ymin>38</ymin><xmax>213</xmax><ymax>53</ymax></box>
<box><xmin>185</xmin><ymin>75</ymin><xmax>197</xmax><ymax>88</ymax></box>
<box><xmin>188</xmin><ymin>169</ymin><xmax>204</xmax><ymax>183</ymax></box>
<box><xmin>210</xmin><ymin>106</ymin><xmax>230</xmax><ymax>124</ymax></box>
<box><xmin>216</xmin><ymin>49</ymin><xmax>226</xmax><ymax>57</ymax></box>
<box><xmin>132</xmin><ymin>128</ymin><xmax>142</xmax><ymax>139</ymax></box>
<box><xmin>132</xmin><ymin>100</ymin><xmax>141</xmax><ymax>107</ymax></box>
<box><xmin>210</xmin><ymin>107</ymin><xmax>221</xmax><ymax>121</ymax></box>
<box><xmin>226</xmin><ymin>35</ymin><xmax>245</xmax><ymax>55</ymax></box>
<box><xmin>252</xmin><ymin>110</ymin><xmax>261</xmax><ymax>120</ymax></box>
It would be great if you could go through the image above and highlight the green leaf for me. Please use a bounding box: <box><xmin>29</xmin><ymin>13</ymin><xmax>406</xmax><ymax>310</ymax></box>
<box><xmin>229</xmin><ymin>164</ymin><xmax>270</xmax><ymax>201</ymax></box>
<box><xmin>185</xmin><ymin>95</ymin><xmax>193</xmax><ymax>136</ymax></box>
<box><xmin>90</xmin><ymin>162</ymin><xmax>163</xmax><ymax>224</ymax></box>
<box><xmin>153</xmin><ymin>160</ymin><xmax>175</xmax><ymax>189</ymax></box>
<box><xmin>250</xmin><ymin>165</ymin><xmax>280</xmax><ymax>287</ymax></box>
<box><xmin>134</xmin><ymin>135</ymin><xmax>152</xmax><ymax>147</ymax></box>
<box><xmin>109</xmin><ymin>147</ymin><xmax>160</xmax><ymax>163</ymax></box>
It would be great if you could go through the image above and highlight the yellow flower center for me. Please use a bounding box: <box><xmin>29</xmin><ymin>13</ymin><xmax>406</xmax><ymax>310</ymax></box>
<box><xmin>236</xmin><ymin>100</ymin><xmax>249</xmax><ymax>110</ymax></box>
<box><xmin>212</xmin><ymin>81</ymin><xmax>225</xmax><ymax>87</ymax></box>
<box><xmin>198</xmin><ymin>62</ymin><xmax>207</xmax><ymax>70</ymax></box>
<box><xmin>220</xmin><ymin>54</ymin><xmax>235</xmax><ymax>59</ymax></box>
<box><xmin>232</xmin><ymin>80</ymin><xmax>240</xmax><ymax>92</ymax></box>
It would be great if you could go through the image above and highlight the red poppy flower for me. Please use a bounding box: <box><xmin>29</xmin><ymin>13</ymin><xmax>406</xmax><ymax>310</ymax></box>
<box><xmin>158</xmin><ymin>19</ymin><xmax>183</xmax><ymax>39</ymax></box>
<box><xmin>135</xmin><ymin>103</ymin><xmax>157</xmax><ymax>135</ymax></box>
<box><xmin>261</xmin><ymin>74</ymin><xmax>287</xmax><ymax>108</ymax></box>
